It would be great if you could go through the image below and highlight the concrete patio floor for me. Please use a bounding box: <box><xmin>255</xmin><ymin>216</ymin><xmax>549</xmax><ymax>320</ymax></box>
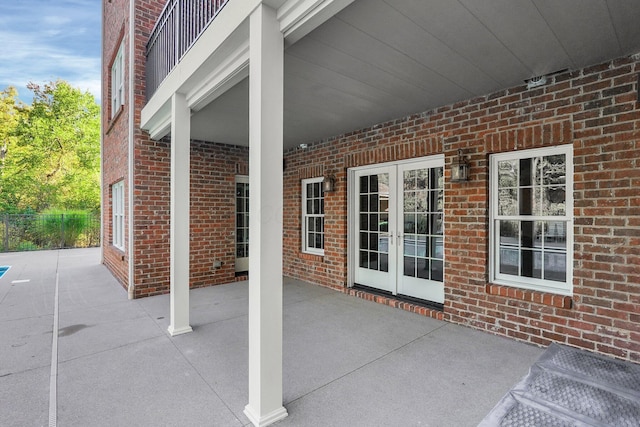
<box><xmin>0</xmin><ymin>248</ymin><xmax>546</xmax><ymax>427</ymax></box>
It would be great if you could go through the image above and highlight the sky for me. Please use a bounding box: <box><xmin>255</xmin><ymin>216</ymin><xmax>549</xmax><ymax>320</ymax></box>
<box><xmin>0</xmin><ymin>0</ymin><xmax>101</xmax><ymax>104</ymax></box>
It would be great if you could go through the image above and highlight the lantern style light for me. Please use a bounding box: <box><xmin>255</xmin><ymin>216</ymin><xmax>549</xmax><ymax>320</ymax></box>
<box><xmin>323</xmin><ymin>175</ymin><xmax>336</xmax><ymax>192</ymax></box>
<box><xmin>451</xmin><ymin>149</ymin><xmax>469</xmax><ymax>182</ymax></box>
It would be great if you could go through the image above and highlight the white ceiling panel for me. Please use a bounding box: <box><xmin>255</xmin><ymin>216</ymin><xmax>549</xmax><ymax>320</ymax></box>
<box><xmin>381</xmin><ymin>0</ymin><xmax>531</xmax><ymax>86</ymax></box>
<box><xmin>458</xmin><ymin>0</ymin><xmax>571</xmax><ymax>75</ymax></box>
<box><xmin>534</xmin><ymin>0</ymin><xmax>621</xmax><ymax>67</ymax></box>
<box><xmin>188</xmin><ymin>0</ymin><xmax>640</xmax><ymax>149</ymax></box>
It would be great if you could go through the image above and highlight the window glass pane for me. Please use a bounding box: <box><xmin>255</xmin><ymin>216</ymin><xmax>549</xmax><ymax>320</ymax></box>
<box><xmin>359</xmin><ymin>251</ymin><xmax>368</xmax><ymax>268</ymax></box>
<box><xmin>379</xmin><ymin>214</ymin><xmax>388</xmax><ymax>232</ymax></box>
<box><xmin>519</xmin><ymin>187</ymin><xmax>533</xmax><ymax>215</ymax></box>
<box><xmin>499</xmin><ymin>248</ymin><xmax>519</xmax><ymax>275</ymax></box>
<box><xmin>369</xmin><ymin>252</ymin><xmax>378</xmax><ymax>271</ymax></box>
<box><xmin>404</xmin><ymin>170</ymin><xmax>416</xmax><ymax>190</ymax></box>
<box><xmin>404</xmin><ymin>214</ymin><xmax>416</xmax><ymax>234</ymax></box>
<box><xmin>316</xmin><ymin>217</ymin><xmax>323</xmax><ymax>233</ymax></box>
<box><xmin>416</xmin><ymin>214</ymin><xmax>428</xmax><ymax>234</ymax></box>
<box><xmin>544</xmin><ymin>221</ymin><xmax>566</xmax><ymax>249</ymax></box>
<box><xmin>379</xmin><ymin>235</ymin><xmax>389</xmax><ymax>254</ymax></box>
<box><xmin>432</xmin><ymin>167</ymin><xmax>444</xmax><ymax>189</ymax></box>
<box><xmin>498</xmin><ymin>188</ymin><xmax>518</xmax><ymax>215</ymax></box>
<box><xmin>519</xmin><ymin>158</ymin><xmax>535</xmax><ymax>187</ymax></box>
<box><xmin>360</xmin><ymin>176</ymin><xmax>368</xmax><ymax>193</ymax></box>
<box><xmin>404</xmin><ymin>191</ymin><xmax>416</xmax><ymax>211</ymax></box>
<box><xmin>380</xmin><ymin>254</ymin><xmax>389</xmax><ymax>272</ymax></box>
<box><xmin>360</xmin><ymin>232</ymin><xmax>368</xmax><ymax>250</ymax></box>
<box><xmin>542</xmin><ymin>154</ymin><xmax>566</xmax><ymax>186</ymax></box>
<box><xmin>416</xmin><ymin>190</ymin><xmax>428</xmax><ymax>212</ymax></box>
<box><xmin>416</xmin><ymin>235</ymin><xmax>427</xmax><ymax>257</ymax></box>
<box><xmin>417</xmin><ymin>258</ymin><xmax>429</xmax><ymax>279</ymax></box>
<box><xmin>367</xmin><ymin>214</ymin><xmax>377</xmax><ymax>232</ymax></box>
<box><xmin>499</xmin><ymin>220</ymin><xmax>519</xmax><ymax>247</ymax></box>
<box><xmin>369</xmin><ymin>174</ymin><xmax>378</xmax><ymax>191</ymax></box>
<box><xmin>431</xmin><ymin>213</ymin><xmax>443</xmax><ymax>235</ymax></box>
<box><xmin>360</xmin><ymin>214</ymin><xmax>368</xmax><ymax>232</ymax></box>
<box><xmin>404</xmin><ymin>256</ymin><xmax>415</xmax><ymax>277</ymax></box>
<box><xmin>416</xmin><ymin>169</ymin><xmax>428</xmax><ymax>190</ymax></box>
<box><xmin>544</xmin><ymin>187</ymin><xmax>566</xmax><ymax>216</ymax></box>
<box><xmin>520</xmin><ymin>221</ymin><xmax>535</xmax><ymax>248</ymax></box>
<box><xmin>369</xmin><ymin>233</ymin><xmax>378</xmax><ymax>251</ymax></box>
<box><xmin>498</xmin><ymin>160</ymin><xmax>518</xmax><ymax>188</ymax></box>
<box><xmin>521</xmin><ymin>249</ymin><xmax>542</xmax><ymax>279</ymax></box>
<box><xmin>313</xmin><ymin>199</ymin><xmax>320</xmax><ymax>214</ymax></box>
<box><xmin>431</xmin><ymin>260</ymin><xmax>443</xmax><ymax>282</ymax></box>
<box><xmin>404</xmin><ymin>234</ymin><xmax>416</xmax><ymax>256</ymax></box>
<box><xmin>369</xmin><ymin>194</ymin><xmax>379</xmax><ymax>212</ymax></box>
<box><xmin>308</xmin><ymin>217</ymin><xmax>315</xmax><ymax>232</ymax></box>
<box><xmin>431</xmin><ymin>237</ymin><xmax>443</xmax><ymax>259</ymax></box>
<box><xmin>360</xmin><ymin>195</ymin><xmax>368</xmax><ymax>212</ymax></box>
<box><xmin>544</xmin><ymin>252</ymin><xmax>566</xmax><ymax>282</ymax></box>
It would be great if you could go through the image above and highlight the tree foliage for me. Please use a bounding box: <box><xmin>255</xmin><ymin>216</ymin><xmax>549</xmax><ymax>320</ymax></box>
<box><xmin>0</xmin><ymin>80</ymin><xmax>100</xmax><ymax>213</ymax></box>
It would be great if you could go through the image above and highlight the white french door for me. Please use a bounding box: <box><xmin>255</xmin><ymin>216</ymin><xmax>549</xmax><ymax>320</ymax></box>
<box><xmin>235</xmin><ymin>175</ymin><xmax>249</xmax><ymax>273</ymax></box>
<box><xmin>351</xmin><ymin>156</ymin><xmax>444</xmax><ymax>304</ymax></box>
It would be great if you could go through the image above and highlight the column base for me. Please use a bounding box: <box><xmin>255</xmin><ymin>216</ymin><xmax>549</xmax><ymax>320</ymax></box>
<box><xmin>244</xmin><ymin>405</ymin><xmax>288</xmax><ymax>427</ymax></box>
<box><xmin>167</xmin><ymin>325</ymin><xmax>193</xmax><ymax>336</ymax></box>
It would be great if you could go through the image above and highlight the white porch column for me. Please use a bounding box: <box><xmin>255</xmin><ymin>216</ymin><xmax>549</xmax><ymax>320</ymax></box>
<box><xmin>244</xmin><ymin>4</ymin><xmax>287</xmax><ymax>427</ymax></box>
<box><xmin>168</xmin><ymin>92</ymin><xmax>193</xmax><ymax>337</ymax></box>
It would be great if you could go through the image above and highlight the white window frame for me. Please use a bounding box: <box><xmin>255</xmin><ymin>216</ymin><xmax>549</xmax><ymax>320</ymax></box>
<box><xmin>112</xmin><ymin>180</ymin><xmax>125</xmax><ymax>251</ymax></box>
<box><xmin>301</xmin><ymin>177</ymin><xmax>325</xmax><ymax>255</ymax></box>
<box><xmin>489</xmin><ymin>145</ymin><xmax>573</xmax><ymax>295</ymax></box>
<box><xmin>110</xmin><ymin>42</ymin><xmax>124</xmax><ymax>118</ymax></box>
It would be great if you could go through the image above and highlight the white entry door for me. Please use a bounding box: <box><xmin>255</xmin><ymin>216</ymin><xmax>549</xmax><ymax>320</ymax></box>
<box><xmin>352</xmin><ymin>157</ymin><xmax>444</xmax><ymax>304</ymax></box>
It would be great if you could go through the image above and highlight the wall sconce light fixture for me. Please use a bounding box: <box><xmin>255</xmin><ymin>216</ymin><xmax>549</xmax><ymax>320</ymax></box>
<box><xmin>450</xmin><ymin>149</ymin><xmax>469</xmax><ymax>182</ymax></box>
<box><xmin>323</xmin><ymin>174</ymin><xmax>336</xmax><ymax>192</ymax></box>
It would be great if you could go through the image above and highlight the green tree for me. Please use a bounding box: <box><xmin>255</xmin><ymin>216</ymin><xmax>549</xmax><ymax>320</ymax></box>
<box><xmin>0</xmin><ymin>86</ymin><xmax>29</xmax><ymax>213</ymax></box>
<box><xmin>1</xmin><ymin>80</ymin><xmax>100</xmax><ymax>212</ymax></box>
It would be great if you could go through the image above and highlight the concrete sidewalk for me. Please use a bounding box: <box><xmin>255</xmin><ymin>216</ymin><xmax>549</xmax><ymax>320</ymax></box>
<box><xmin>0</xmin><ymin>248</ymin><xmax>544</xmax><ymax>426</ymax></box>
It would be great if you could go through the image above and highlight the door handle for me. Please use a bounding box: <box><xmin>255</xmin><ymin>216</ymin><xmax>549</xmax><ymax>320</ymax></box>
<box><xmin>397</xmin><ymin>234</ymin><xmax>403</xmax><ymax>246</ymax></box>
<box><xmin>389</xmin><ymin>232</ymin><xmax>393</xmax><ymax>245</ymax></box>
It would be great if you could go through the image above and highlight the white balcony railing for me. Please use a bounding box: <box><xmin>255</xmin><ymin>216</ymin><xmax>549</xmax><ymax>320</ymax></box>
<box><xmin>145</xmin><ymin>0</ymin><xmax>230</xmax><ymax>100</ymax></box>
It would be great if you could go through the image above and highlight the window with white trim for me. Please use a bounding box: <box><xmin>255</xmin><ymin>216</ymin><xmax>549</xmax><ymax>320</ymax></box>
<box><xmin>112</xmin><ymin>180</ymin><xmax>125</xmax><ymax>251</ymax></box>
<box><xmin>302</xmin><ymin>177</ymin><xmax>325</xmax><ymax>255</ymax></box>
<box><xmin>111</xmin><ymin>42</ymin><xmax>124</xmax><ymax>118</ymax></box>
<box><xmin>490</xmin><ymin>145</ymin><xmax>573</xmax><ymax>295</ymax></box>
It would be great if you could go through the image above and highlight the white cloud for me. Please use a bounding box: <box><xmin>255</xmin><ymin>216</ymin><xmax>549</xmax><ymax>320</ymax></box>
<box><xmin>0</xmin><ymin>0</ymin><xmax>101</xmax><ymax>103</ymax></box>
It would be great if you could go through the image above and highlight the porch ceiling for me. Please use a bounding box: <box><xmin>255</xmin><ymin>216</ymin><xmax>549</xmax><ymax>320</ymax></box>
<box><xmin>190</xmin><ymin>0</ymin><xmax>640</xmax><ymax>150</ymax></box>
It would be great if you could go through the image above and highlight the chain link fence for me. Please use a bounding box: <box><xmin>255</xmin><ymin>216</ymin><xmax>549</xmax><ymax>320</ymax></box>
<box><xmin>0</xmin><ymin>214</ymin><xmax>100</xmax><ymax>252</ymax></box>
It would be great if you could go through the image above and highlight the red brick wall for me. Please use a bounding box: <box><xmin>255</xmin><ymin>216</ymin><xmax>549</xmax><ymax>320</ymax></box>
<box><xmin>102</xmin><ymin>0</ymin><xmax>131</xmax><ymax>287</ymax></box>
<box><xmin>190</xmin><ymin>141</ymin><xmax>248</xmax><ymax>290</ymax></box>
<box><xmin>283</xmin><ymin>55</ymin><xmax>640</xmax><ymax>362</ymax></box>
<box><xmin>128</xmin><ymin>0</ymin><xmax>169</xmax><ymax>297</ymax></box>
<box><xmin>131</xmin><ymin>138</ymin><xmax>248</xmax><ymax>298</ymax></box>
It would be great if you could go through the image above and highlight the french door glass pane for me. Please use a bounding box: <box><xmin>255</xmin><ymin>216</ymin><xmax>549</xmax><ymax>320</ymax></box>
<box><xmin>236</xmin><ymin>182</ymin><xmax>249</xmax><ymax>258</ymax></box>
<box><xmin>359</xmin><ymin>172</ymin><xmax>389</xmax><ymax>272</ymax></box>
<box><xmin>402</xmin><ymin>166</ymin><xmax>443</xmax><ymax>282</ymax></box>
